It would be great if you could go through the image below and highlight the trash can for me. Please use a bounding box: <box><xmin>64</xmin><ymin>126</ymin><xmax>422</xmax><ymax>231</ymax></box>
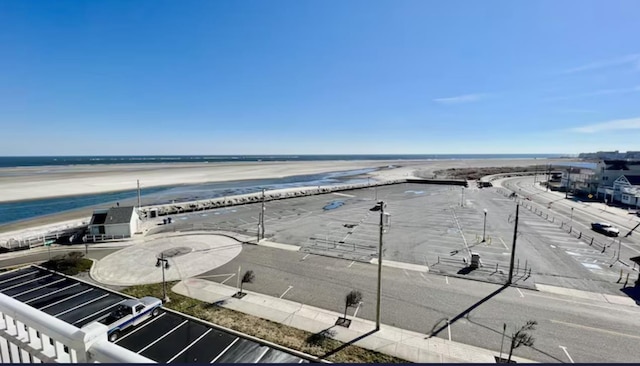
<box><xmin>470</xmin><ymin>253</ymin><xmax>481</xmax><ymax>269</ymax></box>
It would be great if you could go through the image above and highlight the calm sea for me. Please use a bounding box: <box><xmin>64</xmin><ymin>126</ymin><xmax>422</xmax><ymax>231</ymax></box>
<box><xmin>0</xmin><ymin>154</ymin><xmax>565</xmax><ymax>226</ymax></box>
<box><xmin>0</xmin><ymin>154</ymin><xmax>564</xmax><ymax>168</ymax></box>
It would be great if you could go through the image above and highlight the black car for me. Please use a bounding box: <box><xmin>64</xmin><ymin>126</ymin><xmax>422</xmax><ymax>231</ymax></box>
<box><xmin>591</xmin><ymin>222</ymin><xmax>620</xmax><ymax>237</ymax></box>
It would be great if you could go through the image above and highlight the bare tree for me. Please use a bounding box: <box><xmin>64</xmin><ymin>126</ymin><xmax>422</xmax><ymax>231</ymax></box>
<box><xmin>239</xmin><ymin>270</ymin><xmax>255</xmax><ymax>295</ymax></box>
<box><xmin>343</xmin><ymin>290</ymin><xmax>362</xmax><ymax>320</ymax></box>
<box><xmin>507</xmin><ymin>320</ymin><xmax>537</xmax><ymax>363</ymax></box>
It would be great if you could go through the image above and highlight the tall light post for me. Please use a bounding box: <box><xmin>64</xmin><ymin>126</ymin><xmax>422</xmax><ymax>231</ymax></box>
<box><xmin>569</xmin><ymin>207</ymin><xmax>574</xmax><ymax>226</ymax></box>
<box><xmin>373</xmin><ymin>200</ymin><xmax>390</xmax><ymax>331</ymax></box>
<box><xmin>565</xmin><ymin>166</ymin><xmax>571</xmax><ymax>199</ymax></box>
<box><xmin>482</xmin><ymin>209</ymin><xmax>488</xmax><ymax>242</ymax></box>
<box><xmin>461</xmin><ymin>187</ymin><xmax>465</xmax><ymax>207</ymax></box>
<box><xmin>156</xmin><ymin>253</ymin><xmax>170</xmax><ymax>303</ymax></box>
<box><xmin>260</xmin><ymin>189</ymin><xmax>266</xmax><ymax>240</ymax></box>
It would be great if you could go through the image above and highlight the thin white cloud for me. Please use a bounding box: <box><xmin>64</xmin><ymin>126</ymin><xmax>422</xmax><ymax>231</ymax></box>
<box><xmin>563</xmin><ymin>53</ymin><xmax>640</xmax><ymax>74</ymax></box>
<box><xmin>433</xmin><ymin>93</ymin><xmax>487</xmax><ymax>105</ymax></box>
<box><xmin>546</xmin><ymin>85</ymin><xmax>640</xmax><ymax>101</ymax></box>
<box><xmin>570</xmin><ymin>117</ymin><xmax>640</xmax><ymax>133</ymax></box>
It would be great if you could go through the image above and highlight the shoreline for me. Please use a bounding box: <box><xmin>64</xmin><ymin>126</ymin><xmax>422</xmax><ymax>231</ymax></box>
<box><xmin>0</xmin><ymin>158</ymin><xmax>576</xmax><ymax>235</ymax></box>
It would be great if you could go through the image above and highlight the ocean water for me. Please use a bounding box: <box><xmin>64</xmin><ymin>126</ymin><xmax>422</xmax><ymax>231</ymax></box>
<box><xmin>0</xmin><ymin>168</ymin><xmax>375</xmax><ymax>226</ymax></box>
<box><xmin>0</xmin><ymin>154</ymin><xmax>564</xmax><ymax>168</ymax></box>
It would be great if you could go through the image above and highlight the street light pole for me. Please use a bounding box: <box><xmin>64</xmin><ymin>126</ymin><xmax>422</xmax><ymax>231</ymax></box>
<box><xmin>376</xmin><ymin>201</ymin><xmax>385</xmax><ymax>331</ymax></box>
<box><xmin>570</xmin><ymin>207</ymin><xmax>574</xmax><ymax>226</ymax></box>
<box><xmin>461</xmin><ymin>187</ymin><xmax>465</xmax><ymax>207</ymax></box>
<box><xmin>546</xmin><ymin>164</ymin><xmax>551</xmax><ymax>192</ymax></box>
<box><xmin>260</xmin><ymin>189</ymin><xmax>266</xmax><ymax>240</ymax></box>
<box><xmin>565</xmin><ymin>167</ymin><xmax>571</xmax><ymax>199</ymax></box>
<box><xmin>482</xmin><ymin>209</ymin><xmax>488</xmax><ymax>242</ymax></box>
<box><xmin>508</xmin><ymin>204</ymin><xmax>520</xmax><ymax>285</ymax></box>
<box><xmin>156</xmin><ymin>253</ymin><xmax>170</xmax><ymax>303</ymax></box>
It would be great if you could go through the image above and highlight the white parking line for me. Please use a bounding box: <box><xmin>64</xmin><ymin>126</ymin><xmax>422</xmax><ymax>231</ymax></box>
<box><xmin>221</xmin><ymin>274</ymin><xmax>235</xmax><ymax>285</ymax></box>
<box><xmin>73</xmin><ymin>299</ymin><xmax>126</xmax><ymax>325</ymax></box>
<box><xmin>445</xmin><ymin>276</ymin><xmax>449</xmax><ymax>284</ymax></box>
<box><xmin>137</xmin><ymin>320</ymin><xmax>188</xmax><ymax>354</ymax></box>
<box><xmin>12</xmin><ymin>278</ymin><xmax>65</xmax><ymax>298</ymax></box>
<box><xmin>559</xmin><ymin>345</ymin><xmax>574</xmax><ymax>363</ymax></box>
<box><xmin>302</xmin><ymin>254</ymin><xmax>310</xmax><ymax>260</ymax></box>
<box><xmin>115</xmin><ymin>312</ymin><xmax>166</xmax><ymax>343</ymax></box>
<box><xmin>39</xmin><ymin>288</ymin><xmax>93</xmax><ymax>310</ymax></box>
<box><xmin>25</xmin><ymin>283</ymin><xmax>80</xmax><ymax>304</ymax></box>
<box><xmin>516</xmin><ymin>288</ymin><xmax>524</xmax><ymax>298</ymax></box>
<box><xmin>54</xmin><ymin>293</ymin><xmax>109</xmax><ymax>317</ymax></box>
<box><xmin>1</xmin><ymin>274</ymin><xmax>53</xmax><ymax>292</ymax></box>
<box><xmin>348</xmin><ymin>261</ymin><xmax>355</xmax><ymax>268</ymax></box>
<box><xmin>167</xmin><ymin>328</ymin><xmax>212</xmax><ymax>363</ymax></box>
<box><xmin>255</xmin><ymin>347</ymin><xmax>270</xmax><ymax>362</ymax></box>
<box><xmin>210</xmin><ymin>337</ymin><xmax>239</xmax><ymax>363</ymax></box>
<box><xmin>498</xmin><ymin>237</ymin><xmax>510</xmax><ymax>251</ymax></box>
<box><xmin>0</xmin><ymin>270</ymin><xmax>40</xmax><ymax>284</ymax></box>
<box><xmin>419</xmin><ymin>272</ymin><xmax>431</xmax><ymax>282</ymax></box>
<box><xmin>279</xmin><ymin>286</ymin><xmax>293</xmax><ymax>299</ymax></box>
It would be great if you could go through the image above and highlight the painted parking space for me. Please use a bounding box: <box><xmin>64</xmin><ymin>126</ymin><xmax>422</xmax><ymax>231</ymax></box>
<box><xmin>0</xmin><ymin>266</ymin><xmax>312</xmax><ymax>364</ymax></box>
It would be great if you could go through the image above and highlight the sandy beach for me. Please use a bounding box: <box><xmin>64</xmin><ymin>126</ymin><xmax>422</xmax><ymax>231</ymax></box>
<box><xmin>0</xmin><ymin>158</ymin><xmax>567</xmax><ymax>203</ymax></box>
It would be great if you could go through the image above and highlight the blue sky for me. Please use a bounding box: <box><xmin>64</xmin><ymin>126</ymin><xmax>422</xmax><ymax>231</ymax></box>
<box><xmin>1</xmin><ymin>0</ymin><xmax>639</xmax><ymax>155</ymax></box>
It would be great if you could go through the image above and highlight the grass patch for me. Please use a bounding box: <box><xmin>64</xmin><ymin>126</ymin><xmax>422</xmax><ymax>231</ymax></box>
<box><xmin>41</xmin><ymin>251</ymin><xmax>92</xmax><ymax>275</ymax></box>
<box><xmin>123</xmin><ymin>282</ymin><xmax>408</xmax><ymax>363</ymax></box>
<box><xmin>434</xmin><ymin>165</ymin><xmax>546</xmax><ymax>180</ymax></box>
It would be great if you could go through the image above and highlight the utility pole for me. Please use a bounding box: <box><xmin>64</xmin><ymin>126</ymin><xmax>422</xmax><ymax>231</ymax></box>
<box><xmin>375</xmin><ymin>200</ymin><xmax>386</xmax><ymax>331</ymax></box>
<box><xmin>260</xmin><ymin>189</ymin><xmax>266</xmax><ymax>239</ymax></box>
<box><xmin>482</xmin><ymin>209</ymin><xmax>488</xmax><ymax>242</ymax></box>
<box><xmin>508</xmin><ymin>204</ymin><xmax>519</xmax><ymax>285</ymax></box>
<box><xmin>137</xmin><ymin>179</ymin><xmax>141</xmax><ymax>209</ymax></box>
<box><xmin>565</xmin><ymin>167</ymin><xmax>571</xmax><ymax>199</ymax></box>
<box><xmin>499</xmin><ymin>323</ymin><xmax>507</xmax><ymax>362</ymax></box>
<box><xmin>546</xmin><ymin>164</ymin><xmax>551</xmax><ymax>192</ymax></box>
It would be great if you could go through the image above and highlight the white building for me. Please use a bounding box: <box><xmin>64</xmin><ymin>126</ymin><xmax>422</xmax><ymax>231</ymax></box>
<box><xmin>88</xmin><ymin>206</ymin><xmax>140</xmax><ymax>239</ymax></box>
<box><xmin>613</xmin><ymin>175</ymin><xmax>640</xmax><ymax>208</ymax></box>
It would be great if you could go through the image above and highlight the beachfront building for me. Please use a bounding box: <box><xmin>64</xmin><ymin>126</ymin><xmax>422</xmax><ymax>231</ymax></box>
<box><xmin>88</xmin><ymin>206</ymin><xmax>140</xmax><ymax>239</ymax></box>
<box><xmin>559</xmin><ymin>160</ymin><xmax>640</xmax><ymax>206</ymax></box>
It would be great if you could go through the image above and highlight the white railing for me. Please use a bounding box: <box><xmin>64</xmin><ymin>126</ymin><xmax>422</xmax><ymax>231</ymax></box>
<box><xmin>0</xmin><ymin>292</ymin><xmax>153</xmax><ymax>363</ymax></box>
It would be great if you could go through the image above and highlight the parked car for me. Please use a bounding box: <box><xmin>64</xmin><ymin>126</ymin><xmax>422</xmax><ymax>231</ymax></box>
<box><xmin>99</xmin><ymin>297</ymin><xmax>162</xmax><ymax>341</ymax></box>
<box><xmin>591</xmin><ymin>222</ymin><xmax>620</xmax><ymax>237</ymax></box>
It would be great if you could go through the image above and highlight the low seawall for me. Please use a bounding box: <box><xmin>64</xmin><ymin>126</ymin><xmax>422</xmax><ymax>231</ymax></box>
<box><xmin>139</xmin><ymin>178</ymin><xmax>468</xmax><ymax>217</ymax></box>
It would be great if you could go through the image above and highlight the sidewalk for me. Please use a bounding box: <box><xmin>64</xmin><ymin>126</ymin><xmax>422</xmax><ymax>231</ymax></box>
<box><xmin>173</xmin><ymin>278</ymin><xmax>536</xmax><ymax>364</ymax></box>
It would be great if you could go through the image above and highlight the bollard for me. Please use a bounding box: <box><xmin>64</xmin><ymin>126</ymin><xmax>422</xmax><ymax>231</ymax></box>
<box><xmin>546</xmin><ymin>214</ymin><xmax>548</xmax><ymax>219</ymax></box>
<box><xmin>578</xmin><ymin>232</ymin><xmax>582</xmax><ymax>239</ymax></box>
<box><xmin>437</xmin><ymin>256</ymin><xmax>440</xmax><ymax>264</ymax></box>
<box><xmin>624</xmin><ymin>273</ymin><xmax>629</xmax><ymax>288</ymax></box>
<box><xmin>528</xmin><ymin>268</ymin><xmax>532</xmax><ymax>276</ymax></box>
<box><xmin>602</xmin><ymin>245</ymin><xmax>606</xmax><ymax>253</ymax></box>
<box><xmin>590</xmin><ymin>237</ymin><xmax>594</xmax><ymax>246</ymax></box>
<box><xmin>524</xmin><ymin>260</ymin><xmax>528</xmax><ymax>272</ymax></box>
<box><xmin>569</xmin><ymin>226</ymin><xmax>572</xmax><ymax>234</ymax></box>
<box><xmin>552</xmin><ymin>217</ymin><xmax>554</xmax><ymax>223</ymax></box>
<box><xmin>561</xmin><ymin>222</ymin><xmax>564</xmax><ymax>228</ymax></box>
<box><xmin>496</xmin><ymin>263</ymin><xmax>499</xmax><ymax>272</ymax></box>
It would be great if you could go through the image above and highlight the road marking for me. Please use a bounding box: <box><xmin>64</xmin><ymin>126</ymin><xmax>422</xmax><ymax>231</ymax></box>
<box><xmin>403</xmin><ymin>269</ymin><xmax>410</xmax><ymax>278</ymax></box>
<box><xmin>115</xmin><ymin>312</ymin><xmax>166</xmax><ymax>343</ymax></box>
<box><xmin>353</xmin><ymin>302</ymin><xmax>363</xmax><ymax>318</ymax></box>
<box><xmin>516</xmin><ymin>288</ymin><xmax>524</xmax><ymax>298</ymax></box>
<box><xmin>348</xmin><ymin>261</ymin><xmax>355</xmax><ymax>268</ymax></box>
<box><xmin>211</xmin><ymin>337</ymin><xmax>239</xmax><ymax>363</ymax></box>
<box><xmin>25</xmin><ymin>283</ymin><xmax>79</xmax><ymax>304</ymax></box>
<box><xmin>137</xmin><ymin>320</ymin><xmax>188</xmax><ymax>354</ymax></box>
<box><xmin>0</xmin><ymin>269</ymin><xmax>40</xmax><ymax>284</ymax></box>
<box><xmin>498</xmin><ymin>237</ymin><xmax>510</xmax><ymax>251</ymax></box>
<box><xmin>419</xmin><ymin>272</ymin><xmax>431</xmax><ymax>282</ymax></box>
<box><xmin>54</xmin><ymin>293</ymin><xmax>109</xmax><ymax>317</ymax></box>
<box><xmin>445</xmin><ymin>276</ymin><xmax>449</xmax><ymax>284</ymax></box>
<box><xmin>12</xmin><ymin>278</ymin><xmax>66</xmax><ymax>298</ymax></box>
<box><xmin>559</xmin><ymin>346</ymin><xmax>574</xmax><ymax>363</ymax></box>
<box><xmin>333</xmin><ymin>192</ymin><xmax>355</xmax><ymax>198</ymax></box>
<box><xmin>255</xmin><ymin>347</ymin><xmax>270</xmax><ymax>362</ymax></box>
<box><xmin>39</xmin><ymin>288</ymin><xmax>93</xmax><ymax>310</ymax></box>
<box><xmin>279</xmin><ymin>285</ymin><xmax>293</xmax><ymax>299</ymax></box>
<box><xmin>447</xmin><ymin>318</ymin><xmax>452</xmax><ymax>341</ymax></box>
<box><xmin>221</xmin><ymin>274</ymin><xmax>235</xmax><ymax>285</ymax></box>
<box><xmin>551</xmin><ymin>319</ymin><xmax>640</xmax><ymax>340</ymax></box>
<box><xmin>1</xmin><ymin>274</ymin><xmax>53</xmax><ymax>291</ymax></box>
<box><xmin>195</xmin><ymin>273</ymin><xmax>236</xmax><ymax>284</ymax></box>
<box><xmin>167</xmin><ymin>328</ymin><xmax>212</xmax><ymax>363</ymax></box>
<box><xmin>302</xmin><ymin>254</ymin><xmax>310</xmax><ymax>260</ymax></box>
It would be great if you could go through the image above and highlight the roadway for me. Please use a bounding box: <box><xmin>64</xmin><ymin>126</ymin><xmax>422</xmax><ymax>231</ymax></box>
<box><xmin>197</xmin><ymin>244</ymin><xmax>640</xmax><ymax>363</ymax></box>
